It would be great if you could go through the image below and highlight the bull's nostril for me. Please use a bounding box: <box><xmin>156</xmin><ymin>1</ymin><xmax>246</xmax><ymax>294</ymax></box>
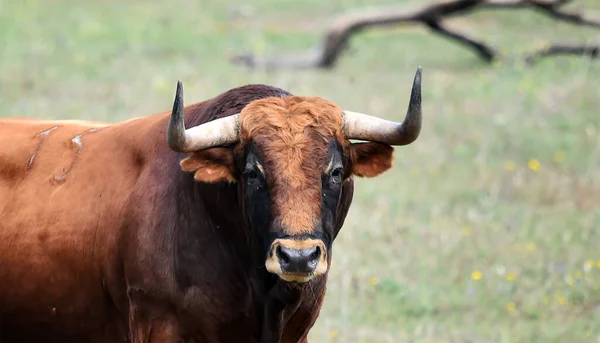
<box><xmin>276</xmin><ymin>245</ymin><xmax>290</xmax><ymax>265</ymax></box>
<box><xmin>310</xmin><ymin>246</ymin><xmax>321</xmax><ymax>261</ymax></box>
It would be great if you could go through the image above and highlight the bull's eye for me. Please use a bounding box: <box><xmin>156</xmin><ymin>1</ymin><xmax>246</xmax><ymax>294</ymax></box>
<box><xmin>330</xmin><ymin>167</ymin><xmax>344</xmax><ymax>184</ymax></box>
<box><xmin>244</xmin><ymin>169</ymin><xmax>259</xmax><ymax>183</ymax></box>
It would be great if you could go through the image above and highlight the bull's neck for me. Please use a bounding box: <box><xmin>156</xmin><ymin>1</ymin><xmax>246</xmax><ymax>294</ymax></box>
<box><xmin>167</xmin><ymin>155</ymin><xmax>260</xmax><ymax>287</ymax></box>
<box><xmin>120</xmin><ymin>112</ymin><xmax>261</xmax><ymax>291</ymax></box>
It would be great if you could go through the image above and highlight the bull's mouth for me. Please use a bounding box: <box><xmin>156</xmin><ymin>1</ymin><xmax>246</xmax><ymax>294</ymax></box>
<box><xmin>278</xmin><ymin>272</ymin><xmax>316</xmax><ymax>283</ymax></box>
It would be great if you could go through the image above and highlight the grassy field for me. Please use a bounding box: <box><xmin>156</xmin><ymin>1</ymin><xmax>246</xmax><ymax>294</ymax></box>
<box><xmin>2</xmin><ymin>0</ymin><xmax>600</xmax><ymax>342</ymax></box>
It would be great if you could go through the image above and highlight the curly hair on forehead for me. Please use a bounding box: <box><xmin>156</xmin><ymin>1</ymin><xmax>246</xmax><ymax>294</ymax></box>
<box><xmin>237</xmin><ymin>96</ymin><xmax>347</xmax><ymax>235</ymax></box>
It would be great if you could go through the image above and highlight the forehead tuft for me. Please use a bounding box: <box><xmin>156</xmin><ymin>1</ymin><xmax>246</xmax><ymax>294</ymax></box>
<box><xmin>238</xmin><ymin>96</ymin><xmax>344</xmax><ymax>143</ymax></box>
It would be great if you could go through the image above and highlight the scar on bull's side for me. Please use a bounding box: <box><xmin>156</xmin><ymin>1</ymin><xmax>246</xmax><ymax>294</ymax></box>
<box><xmin>28</xmin><ymin>126</ymin><xmax>59</xmax><ymax>170</ymax></box>
<box><xmin>52</xmin><ymin>128</ymin><xmax>100</xmax><ymax>183</ymax></box>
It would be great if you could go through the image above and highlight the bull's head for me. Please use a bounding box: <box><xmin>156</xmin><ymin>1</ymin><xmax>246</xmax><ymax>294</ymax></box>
<box><xmin>167</xmin><ymin>68</ymin><xmax>422</xmax><ymax>283</ymax></box>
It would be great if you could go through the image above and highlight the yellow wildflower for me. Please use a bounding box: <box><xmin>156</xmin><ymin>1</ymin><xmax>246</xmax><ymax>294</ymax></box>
<box><xmin>395</xmin><ymin>216</ymin><xmax>402</xmax><ymax>225</ymax></box>
<box><xmin>75</xmin><ymin>53</ymin><xmax>86</xmax><ymax>64</ymax></box>
<box><xmin>565</xmin><ymin>275</ymin><xmax>574</xmax><ymax>287</ymax></box>
<box><xmin>556</xmin><ymin>295</ymin><xmax>567</xmax><ymax>305</ymax></box>
<box><xmin>505</xmin><ymin>160</ymin><xmax>516</xmax><ymax>171</ymax></box>
<box><xmin>596</xmin><ymin>260</ymin><xmax>600</xmax><ymax>268</ymax></box>
<box><xmin>526</xmin><ymin>242</ymin><xmax>536</xmax><ymax>251</ymax></box>
<box><xmin>461</xmin><ymin>226</ymin><xmax>472</xmax><ymax>236</ymax></box>
<box><xmin>553</xmin><ymin>151</ymin><xmax>565</xmax><ymax>164</ymax></box>
<box><xmin>506</xmin><ymin>302</ymin><xmax>517</xmax><ymax>313</ymax></box>
<box><xmin>528</xmin><ymin>159</ymin><xmax>541</xmax><ymax>172</ymax></box>
<box><xmin>584</xmin><ymin>260</ymin><xmax>594</xmax><ymax>273</ymax></box>
<box><xmin>253</xmin><ymin>39</ymin><xmax>266</xmax><ymax>55</ymax></box>
<box><xmin>471</xmin><ymin>270</ymin><xmax>483</xmax><ymax>281</ymax></box>
<box><xmin>519</xmin><ymin>77</ymin><xmax>535</xmax><ymax>93</ymax></box>
<box><xmin>506</xmin><ymin>272</ymin><xmax>516</xmax><ymax>281</ymax></box>
<box><xmin>368</xmin><ymin>277</ymin><xmax>380</xmax><ymax>286</ymax></box>
<box><xmin>329</xmin><ymin>330</ymin><xmax>339</xmax><ymax>339</ymax></box>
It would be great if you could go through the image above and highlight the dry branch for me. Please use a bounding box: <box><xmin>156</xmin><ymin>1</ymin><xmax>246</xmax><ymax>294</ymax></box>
<box><xmin>515</xmin><ymin>0</ymin><xmax>600</xmax><ymax>28</ymax></box>
<box><xmin>230</xmin><ymin>0</ymin><xmax>600</xmax><ymax>70</ymax></box>
<box><xmin>524</xmin><ymin>43</ymin><xmax>600</xmax><ymax>64</ymax></box>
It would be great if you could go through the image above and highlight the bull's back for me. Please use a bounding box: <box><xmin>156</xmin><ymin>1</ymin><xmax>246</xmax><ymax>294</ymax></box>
<box><xmin>0</xmin><ymin>117</ymin><xmax>150</xmax><ymax>342</ymax></box>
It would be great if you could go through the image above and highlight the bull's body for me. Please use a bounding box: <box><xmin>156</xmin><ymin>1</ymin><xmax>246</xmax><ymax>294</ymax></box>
<box><xmin>1</xmin><ymin>67</ymin><xmax>423</xmax><ymax>343</ymax></box>
<box><xmin>1</xmin><ymin>85</ymin><xmax>340</xmax><ymax>343</ymax></box>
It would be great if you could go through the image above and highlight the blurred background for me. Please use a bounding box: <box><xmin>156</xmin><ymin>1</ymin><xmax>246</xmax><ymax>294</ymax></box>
<box><xmin>1</xmin><ymin>0</ymin><xmax>599</xmax><ymax>342</ymax></box>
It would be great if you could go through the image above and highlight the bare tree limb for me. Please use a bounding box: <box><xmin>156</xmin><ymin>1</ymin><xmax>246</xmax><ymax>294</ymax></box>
<box><xmin>230</xmin><ymin>0</ymin><xmax>600</xmax><ymax>70</ymax></box>
<box><xmin>525</xmin><ymin>0</ymin><xmax>600</xmax><ymax>29</ymax></box>
<box><xmin>437</xmin><ymin>0</ymin><xmax>600</xmax><ymax>28</ymax></box>
<box><xmin>524</xmin><ymin>43</ymin><xmax>600</xmax><ymax>64</ymax></box>
<box><xmin>424</xmin><ymin>20</ymin><xmax>497</xmax><ymax>62</ymax></box>
<box><xmin>482</xmin><ymin>0</ymin><xmax>571</xmax><ymax>9</ymax></box>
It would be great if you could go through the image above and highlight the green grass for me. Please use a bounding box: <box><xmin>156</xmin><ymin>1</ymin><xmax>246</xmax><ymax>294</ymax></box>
<box><xmin>2</xmin><ymin>0</ymin><xmax>600</xmax><ymax>342</ymax></box>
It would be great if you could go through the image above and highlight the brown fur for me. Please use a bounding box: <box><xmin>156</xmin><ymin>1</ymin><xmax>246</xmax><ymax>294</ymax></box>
<box><xmin>235</xmin><ymin>96</ymin><xmax>345</xmax><ymax>235</ymax></box>
<box><xmin>180</xmin><ymin>147</ymin><xmax>236</xmax><ymax>183</ymax></box>
<box><xmin>350</xmin><ymin>142</ymin><xmax>394</xmax><ymax>177</ymax></box>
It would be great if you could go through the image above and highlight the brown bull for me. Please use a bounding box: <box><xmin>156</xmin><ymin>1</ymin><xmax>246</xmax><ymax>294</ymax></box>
<box><xmin>0</xmin><ymin>67</ymin><xmax>423</xmax><ymax>343</ymax></box>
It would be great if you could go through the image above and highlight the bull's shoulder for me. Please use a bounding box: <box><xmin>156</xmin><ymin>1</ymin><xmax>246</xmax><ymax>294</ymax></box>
<box><xmin>0</xmin><ymin>118</ymin><xmax>109</xmax><ymax>171</ymax></box>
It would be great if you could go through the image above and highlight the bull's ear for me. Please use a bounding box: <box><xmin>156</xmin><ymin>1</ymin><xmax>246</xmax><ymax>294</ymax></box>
<box><xmin>179</xmin><ymin>147</ymin><xmax>236</xmax><ymax>183</ymax></box>
<box><xmin>349</xmin><ymin>142</ymin><xmax>394</xmax><ymax>178</ymax></box>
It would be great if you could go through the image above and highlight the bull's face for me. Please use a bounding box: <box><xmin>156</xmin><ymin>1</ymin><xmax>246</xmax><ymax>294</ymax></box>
<box><xmin>167</xmin><ymin>68</ymin><xmax>422</xmax><ymax>283</ymax></box>
<box><xmin>239</xmin><ymin>136</ymin><xmax>345</xmax><ymax>282</ymax></box>
<box><xmin>236</xmin><ymin>98</ymin><xmax>379</xmax><ymax>282</ymax></box>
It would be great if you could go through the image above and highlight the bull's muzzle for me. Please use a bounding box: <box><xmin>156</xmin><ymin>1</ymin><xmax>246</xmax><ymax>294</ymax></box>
<box><xmin>265</xmin><ymin>238</ymin><xmax>328</xmax><ymax>282</ymax></box>
<box><xmin>277</xmin><ymin>244</ymin><xmax>320</xmax><ymax>274</ymax></box>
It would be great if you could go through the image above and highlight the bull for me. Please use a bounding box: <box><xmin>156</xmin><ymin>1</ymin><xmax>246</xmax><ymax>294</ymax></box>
<box><xmin>0</xmin><ymin>67</ymin><xmax>422</xmax><ymax>343</ymax></box>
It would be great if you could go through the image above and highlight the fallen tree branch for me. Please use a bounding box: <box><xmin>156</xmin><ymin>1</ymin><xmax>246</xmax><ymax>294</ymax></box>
<box><xmin>524</xmin><ymin>43</ymin><xmax>600</xmax><ymax>64</ymax></box>
<box><xmin>483</xmin><ymin>0</ymin><xmax>600</xmax><ymax>30</ymax></box>
<box><xmin>231</xmin><ymin>0</ymin><xmax>490</xmax><ymax>69</ymax></box>
<box><xmin>525</xmin><ymin>0</ymin><xmax>600</xmax><ymax>28</ymax></box>
<box><xmin>482</xmin><ymin>0</ymin><xmax>570</xmax><ymax>9</ymax></box>
<box><xmin>230</xmin><ymin>0</ymin><xmax>600</xmax><ymax>70</ymax></box>
<box><xmin>424</xmin><ymin>20</ymin><xmax>497</xmax><ymax>62</ymax></box>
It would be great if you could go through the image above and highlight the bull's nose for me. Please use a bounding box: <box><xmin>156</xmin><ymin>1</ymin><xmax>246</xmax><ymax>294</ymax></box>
<box><xmin>276</xmin><ymin>245</ymin><xmax>321</xmax><ymax>274</ymax></box>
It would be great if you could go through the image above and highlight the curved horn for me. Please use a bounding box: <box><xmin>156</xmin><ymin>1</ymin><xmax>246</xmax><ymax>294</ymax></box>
<box><xmin>167</xmin><ymin>80</ymin><xmax>240</xmax><ymax>153</ymax></box>
<box><xmin>342</xmin><ymin>67</ymin><xmax>422</xmax><ymax>146</ymax></box>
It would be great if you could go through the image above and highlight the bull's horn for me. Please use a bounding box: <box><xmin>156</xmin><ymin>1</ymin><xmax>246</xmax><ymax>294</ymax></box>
<box><xmin>167</xmin><ymin>80</ymin><xmax>240</xmax><ymax>153</ymax></box>
<box><xmin>342</xmin><ymin>67</ymin><xmax>422</xmax><ymax>146</ymax></box>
